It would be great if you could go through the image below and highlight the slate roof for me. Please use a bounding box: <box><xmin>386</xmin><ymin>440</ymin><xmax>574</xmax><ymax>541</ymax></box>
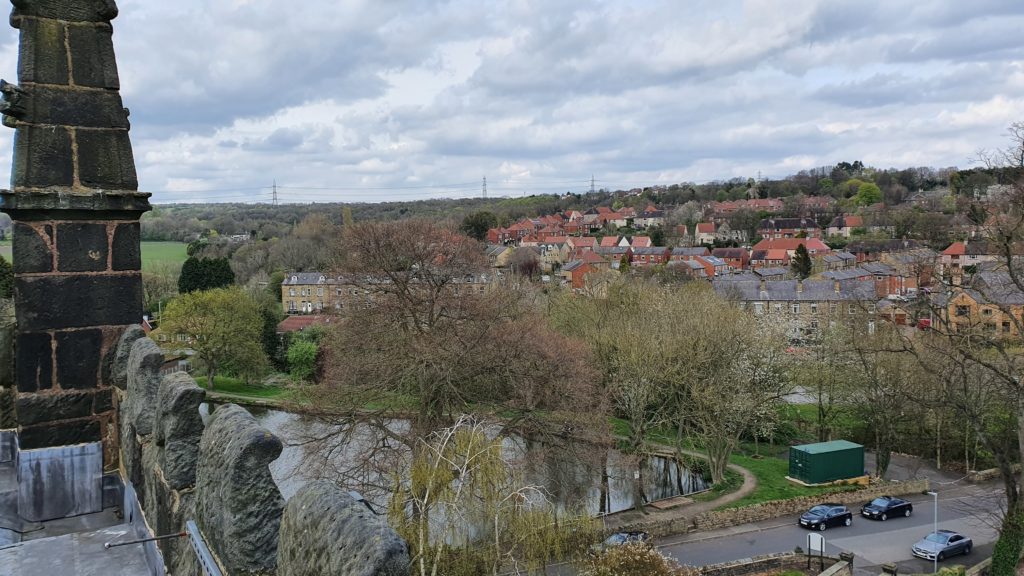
<box><xmin>754</xmin><ymin>267</ymin><xmax>790</xmax><ymax>277</ymax></box>
<box><xmin>712</xmin><ymin>278</ymin><xmax>877</xmax><ymax>301</ymax></box>
<box><xmin>671</xmin><ymin>247</ymin><xmax>710</xmax><ymax>256</ymax></box>
<box><xmin>632</xmin><ymin>246</ymin><xmax>669</xmax><ymax>256</ymax></box>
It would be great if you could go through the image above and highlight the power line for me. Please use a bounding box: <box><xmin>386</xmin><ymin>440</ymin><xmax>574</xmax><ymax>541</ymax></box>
<box><xmin>482</xmin><ymin>176</ymin><xmax>487</xmax><ymax>199</ymax></box>
<box><xmin>272</xmin><ymin>179</ymin><xmax>278</xmax><ymax>206</ymax></box>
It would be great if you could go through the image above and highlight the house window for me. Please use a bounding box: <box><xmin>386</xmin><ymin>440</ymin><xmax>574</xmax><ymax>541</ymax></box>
<box><xmin>848</xmin><ymin>304</ymin><xmax>856</xmax><ymax>314</ymax></box>
<box><xmin>955</xmin><ymin>305</ymin><xmax>970</xmax><ymax>317</ymax></box>
<box><xmin>754</xmin><ymin>302</ymin><xmax>764</xmax><ymax>315</ymax></box>
<box><xmin>791</xmin><ymin>303</ymin><xmax>800</xmax><ymax>314</ymax></box>
<box><xmin>773</xmin><ymin>303</ymin><xmax>782</xmax><ymax>314</ymax></box>
<box><xmin>289</xmin><ymin>288</ymin><xmax>296</xmax><ymax>297</ymax></box>
<box><xmin>317</xmin><ymin>287</ymin><xmax>324</xmax><ymax>296</ymax></box>
<box><xmin>336</xmin><ymin>288</ymin><xmax>342</xmax><ymax>296</ymax></box>
<box><xmin>868</xmin><ymin>320</ymin><xmax>876</xmax><ymax>334</ymax></box>
<box><xmin>810</xmin><ymin>303</ymin><xmax>818</xmax><ymax>314</ymax></box>
<box><xmin>981</xmin><ymin>308</ymin><xmax>993</xmax><ymax>316</ymax></box>
<box><xmin>829</xmin><ymin>302</ymin><xmax>838</xmax><ymax>314</ymax></box>
<box><xmin>1002</xmin><ymin>321</ymin><xmax>1011</xmax><ymax>332</ymax></box>
<box><xmin>810</xmin><ymin>320</ymin><xmax>819</xmax><ymax>332</ymax></box>
<box><xmin>288</xmin><ymin>301</ymin><xmax>296</xmax><ymax>312</ymax></box>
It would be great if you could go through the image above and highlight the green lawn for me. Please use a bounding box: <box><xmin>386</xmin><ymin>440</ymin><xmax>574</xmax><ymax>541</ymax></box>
<box><xmin>193</xmin><ymin>375</ymin><xmax>288</xmax><ymax>399</ymax></box>
<box><xmin>0</xmin><ymin>240</ymin><xmax>186</xmax><ymax>271</ymax></box>
<box><xmin>722</xmin><ymin>450</ymin><xmax>859</xmax><ymax>509</ymax></box>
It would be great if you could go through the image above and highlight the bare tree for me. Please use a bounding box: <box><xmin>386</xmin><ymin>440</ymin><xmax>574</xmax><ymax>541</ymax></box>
<box><xmin>294</xmin><ymin>220</ymin><xmax>605</xmax><ymax>501</ymax></box>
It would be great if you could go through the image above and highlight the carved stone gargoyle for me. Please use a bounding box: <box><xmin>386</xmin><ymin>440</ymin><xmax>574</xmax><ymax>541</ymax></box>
<box><xmin>0</xmin><ymin>80</ymin><xmax>26</xmax><ymax>128</ymax></box>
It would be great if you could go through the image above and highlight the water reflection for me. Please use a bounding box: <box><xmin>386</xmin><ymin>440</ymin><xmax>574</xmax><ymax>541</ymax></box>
<box><xmin>200</xmin><ymin>404</ymin><xmax>708</xmax><ymax>514</ymax></box>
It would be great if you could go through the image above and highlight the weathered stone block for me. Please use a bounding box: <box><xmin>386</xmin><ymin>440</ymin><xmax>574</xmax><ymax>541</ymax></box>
<box><xmin>11</xmin><ymin>0</ymin><xmax>119</xmax><ymax>23</ymax></box>
<box><xmin>14</xmin><ymin>274</ymin><xmax>141</xmax><ymax>331</ymax></box>
<box><xmin>123</xmin><ymin>337</ymin><xmax>162</xmax><ymax>436</ymax></box>
<box><xmin>93</xmin><ymin>388</ymin><xmax>113</xmax><ymax>412</ymax></box>
<box><xmin>15</xmin><ymin>331</ymin><xmax>52</xmax><ymax>393</ymax></box>
<box><xmin>111</xmin><ymin>222</ymin><xmax>140</xmax><ymax>271</ymax></box>
<box><xmin>154</xmin><ymin>372</ymin><xmax>205</xmax><ymax>490</ymax></box>
<box><xmin>20</xmin><ymin>85</ymin><xmax>128</xmax><ymax>129</ymax></box>
<box><xmin>56</xmin><ymin>222</ymin><xmax>109</xmax><ymax>272</ymax></box>
<box><xmin>278</xmin><ymin>481</ymin><xmax>410</xmax><ymax>576</ymax></box>
<box><xmin>12</xmin><ymin>222</ymin><xmax>52</xmax><ymax>274</ymax></box>
<box><xmin>196</xmin><ymin>404</ymin><xmax>284</xmax><ymax>575</ymax></box>
<box><xmin>19</xmin><ymin>418</ymin><xmax>100</xmax><ymax>449</ymax></box>
<box><xmin>55</xmin><ymin>328</ymin><xmax>102</xmax><ymax>389</ymax></box>
<box><xmin>104</xmin><ymin>324</ymin><xmax>144</xmax><ymax>390</ymax></box>
<box><xmin>15</xmin><ymin>17</ymin><xmax>68</xmax><ymax>85</ymax></box>
<box><xmin>11</xmin><ymin>124</ymin><xmax>74</xmax><ymax>189</ymax></box>
<box><xmin>75</xmin><ymin>129</ymin><xmax>138</xmax><ymax>190</ymax></box>
<box><xmin>67</xmin><ymin>23</ymin><xmax>120</xmax><ymax>89</ymax></box>
<box><xmin>16</xmin><ymin>391</ymin><xmax>93</xmax><ymax>425</ymax></box>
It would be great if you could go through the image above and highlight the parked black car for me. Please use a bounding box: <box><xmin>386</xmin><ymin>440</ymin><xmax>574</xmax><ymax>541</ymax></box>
<box><xmin>799</xmin><ymin>504</ymin><xmax>853</xmax><ymax>531</ymax></box>
<box><xmin>912</xmin><ymin>530</ymin><xmax>973</xmax><ymax>561</ymax></box>
<box><xmin>589</xmin><ymin>531</ymin><xmax>651</xmax><ymax>554</ymax></box>
<box><xmin>861</xmin><ymin>496</ymin><xmax>913</xmax><ymax>521</ymax></box>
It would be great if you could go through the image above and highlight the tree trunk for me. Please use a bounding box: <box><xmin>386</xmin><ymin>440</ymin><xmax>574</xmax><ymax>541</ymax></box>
<box><xmin>206</xmin><ymin>364</ymin><xmax>216</xmax><ymax>391</ymax></box>
<box><xmin>599</xmin><ymin>450</ymin><xmax>610</xmax><ymax>515</ymax></box>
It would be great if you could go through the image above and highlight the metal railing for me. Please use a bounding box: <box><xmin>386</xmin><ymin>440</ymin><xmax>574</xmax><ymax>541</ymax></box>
<box><xmin>186</xmin><ymin>520</ymin><xmax>222</xmax><ymax>576</ymax></box>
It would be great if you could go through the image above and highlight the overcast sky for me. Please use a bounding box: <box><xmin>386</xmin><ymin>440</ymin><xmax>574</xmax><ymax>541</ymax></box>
<box><xmin>1</xmin><ymin>0</ymin><xmax>1022</xmax><ymax>203</ymax></box>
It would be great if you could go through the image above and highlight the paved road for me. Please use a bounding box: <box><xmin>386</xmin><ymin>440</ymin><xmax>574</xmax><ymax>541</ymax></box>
<box><xmin>656</xmin><ymin>482</ymin><xmax>1002</xmax><ymax>575</ymax></box>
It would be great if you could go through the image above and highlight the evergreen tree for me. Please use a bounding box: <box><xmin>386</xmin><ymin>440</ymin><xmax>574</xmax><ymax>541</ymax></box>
<box><xmin>0</xmin><ymin>255</ymin><xmax>13</xmax><ymax>299</ymax></box>
<box><xmin>791</xmin><ymin>243</ymin><xmax>813</xmax><ymax>279</ymax></box>
<box><xmin>178</xmin><ymin>256</ymin><xmax>236</xmax><ymax>293</ymax></box>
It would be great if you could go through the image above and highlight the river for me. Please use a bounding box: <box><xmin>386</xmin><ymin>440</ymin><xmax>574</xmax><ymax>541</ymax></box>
<box><xmin>202</xmin><ymin>404</ymin><xmax>708</xmax><ymax>515</ymax></box>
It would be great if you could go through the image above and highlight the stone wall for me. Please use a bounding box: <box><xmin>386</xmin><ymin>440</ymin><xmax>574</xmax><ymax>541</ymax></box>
<box><xmin>113</xmin><ymin>329</ymin><xmax>410</xmax><ymax>575</ymax></box>
<box><xmin>699</xmin><ymin>552</ymin><xmax>852</xmax><ymax>576</ymax></box>
<box><xmin>620</xmin><ymin>478</ymin><xmax>931</xmax><ymax>537</ymax></box>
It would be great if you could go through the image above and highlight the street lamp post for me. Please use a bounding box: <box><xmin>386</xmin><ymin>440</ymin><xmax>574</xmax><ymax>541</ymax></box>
<box><xmin>927</xmin><ymin>491</ymin><xmax>938</xmax><ymax>574</ymax></box>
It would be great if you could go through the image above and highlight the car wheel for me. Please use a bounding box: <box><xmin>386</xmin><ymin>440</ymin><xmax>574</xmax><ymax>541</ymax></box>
<box><xmin>844</xmin><ymin>517</ymin><xmax>852</xmax><ymax>527</ymax></box>
<box><xmin>880</xmin><ymin>513</ymin><xmax>887</xmax><ymax>521</ymax></box>
<box><xmin>818</xmin><ymin>523</ymin><xmax>827</xmax><ymax>531</ymax></box>
<box><xmin>964</xmin><ymin>544</ymin><xmax>971</xmax><ymax>555</ymax></box>
<box><xmin>937</xmin><ymin>552</ymin><xmax>945</xmax><ymax>562</ymax></box>
<box><xmin>905</xmin><ymin>508</ymin><xmax>911</xmax><ymax>517</ymax></box>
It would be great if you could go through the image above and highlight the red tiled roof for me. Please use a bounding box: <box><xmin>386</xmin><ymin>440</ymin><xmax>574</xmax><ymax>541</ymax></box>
<box><xmin>696</xmin><ymin>223</ymin><xmax>715</xmax><ymax>233</ymax></box>
<box><xmin>600</xmin><ymin>236</ymin><xmax>620</xmax><ymax>247</ymax></box>
<box><xmin>277</xmin><ymin>315</ymin><xmax>331</xmax><ymax>333</ymax></box>
<box><xmin>942</xmin><ymin>242</ymin><xmax>966</xmax><ymax>256</ymax></box>
<box><xmin>631</xmin><ymin>236</ymin><xmax>652</xmax><ymax>248</ymax></box>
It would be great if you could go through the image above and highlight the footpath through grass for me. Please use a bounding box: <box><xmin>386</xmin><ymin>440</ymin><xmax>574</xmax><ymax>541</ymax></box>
<box><xmin>611</xmin><ymin>418</ymin><xmax>859</xmax><ymax>509</ymax></box>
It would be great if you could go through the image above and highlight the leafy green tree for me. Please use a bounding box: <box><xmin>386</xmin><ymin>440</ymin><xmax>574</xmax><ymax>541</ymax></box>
<box><xmin>648</xmin><ymin>226</ymin><xmax>665</xmax><ymax>247</ymax></box>
<box><xmin>287</xmin><ymin>338</ymin><xmax>318</xmax><ymax>382</ymax></box>
<box><xmin>259</xmin><ymin>300</ymin><xmax>284</xmax><ymax>371</ymax></box>
<box><xmin>619</xmin><ymin>254</ymin><xmax>630</xmax><ymax>273</ymax></box>
<box><xmin>460</xmin><ymin>211</ymin><xmax>498</xmax><ymax>241</ymax></box>
<box><xmin>790</xmin><ymin>243</ymin><xmax>813</xmax><ymax>279</ymax></box>
<box><xmin>162</xmin><ymin>287</ymin><xmax>267</xmax><ymax>389</ymax></box>
<box><xmin>0</xmin><ymin>255</ymin><xmax>13</xmax><ymax>299</ymax></box>
<box><xmin>178</xmin><ymin>257</ymin><xmax>235</xmax><ymax>293</ymax></box>
<box><xmin>266</xmin><ymin>270</ymin><xmax>285</xmax><ymax>302</ymax></box>
<box><xmin>854</xmin><ymin>182</ymin><xmax>883</xmax><ymax>206</ymax></box>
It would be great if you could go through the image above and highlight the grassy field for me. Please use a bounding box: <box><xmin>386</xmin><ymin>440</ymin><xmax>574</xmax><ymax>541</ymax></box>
<box><xmin>0</xmin><ymin>240</ymin><xmax>187</xmax><ymax>271</ymax></box>
<box><xmin>192</xmin><ymin>375</ymin><xmax>289</xmax><ymax>399</ymax></box>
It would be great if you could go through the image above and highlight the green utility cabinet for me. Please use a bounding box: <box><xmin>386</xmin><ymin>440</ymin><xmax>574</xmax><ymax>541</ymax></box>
<box><xmin>789</xmin><ymin>440</ymin><xmax>864</xmax><ymax>484</ymax></box>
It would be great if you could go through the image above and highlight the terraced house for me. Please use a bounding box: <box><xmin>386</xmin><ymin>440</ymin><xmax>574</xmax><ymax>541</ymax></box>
<box><xmin>281</xmin><ymin>272</ymin><xmax>491</xmax><ymax>314</ymax></box>
<box><xmin>713</xmin><ymin>278</ymin><xmax>879</xmax><ymax>338</ymax></box>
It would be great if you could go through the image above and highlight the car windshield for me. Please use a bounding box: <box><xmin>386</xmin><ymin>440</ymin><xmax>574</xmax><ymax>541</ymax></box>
<box><xmin>870</xmin><ymin>498</ymin><xmax>891</xmax><ymax>507</ymax></box>
<box><xmin>807</xmin><ymin>506</ymin><xmax>829</xmax><ymax>516</ymax></box>
<box><xmin>605</xmin><ymin>534</ymin><xmax>627</xmax><ymax>545</ymax></box>
<box><xmin>925</xmin><ymin>533</ymin><xmax>949</xmax><ymax>544</ymax></box>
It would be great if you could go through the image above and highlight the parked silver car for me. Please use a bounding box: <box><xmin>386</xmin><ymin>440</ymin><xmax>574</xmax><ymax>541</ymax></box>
<box><xmin>911</xmin><ymin>530</ymin><xmax>972</xmax><ymax>561</ymax></box>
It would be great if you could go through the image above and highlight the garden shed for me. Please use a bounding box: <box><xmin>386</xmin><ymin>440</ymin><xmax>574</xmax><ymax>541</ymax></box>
<box><xmin>789</xmin><ymin>440</ymin><xmax>864</xmax><ymax>484</ymax></box>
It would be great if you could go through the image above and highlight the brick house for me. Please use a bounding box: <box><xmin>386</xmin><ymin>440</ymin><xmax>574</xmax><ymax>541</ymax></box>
<box><xmin>712</xmin><ymin>247</ymin><xmax>750</xmax><ymax>271</ymax></box>
<box><xmin>758</xmin><ymin>217</ymin><xmax>822</xmax><ymax>239</ymax></box>
<box><xmin>630</xmin><ymin>246</ymin><xmax>670</xmax><ymax>266</ymax></box>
